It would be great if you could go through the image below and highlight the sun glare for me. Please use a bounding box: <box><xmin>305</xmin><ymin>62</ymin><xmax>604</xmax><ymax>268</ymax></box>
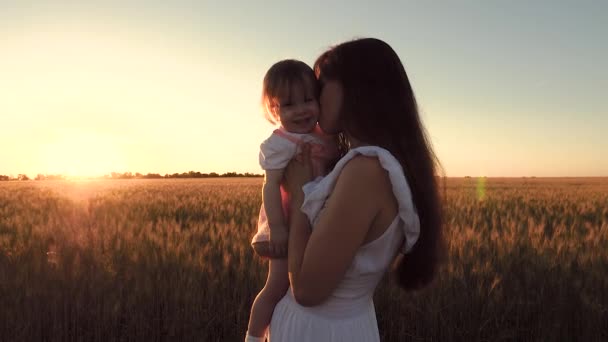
<box><xmin>38</xmin><ymin>132</ymin><xmax>127</xmax><ymax>178</ymax></box>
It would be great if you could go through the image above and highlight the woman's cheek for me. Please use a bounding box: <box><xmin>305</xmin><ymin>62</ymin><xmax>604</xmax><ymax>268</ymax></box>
<box><xmin>319</xmin><ymin>113</ymin><xmax>339</xmax><ymax>134</ymax></box>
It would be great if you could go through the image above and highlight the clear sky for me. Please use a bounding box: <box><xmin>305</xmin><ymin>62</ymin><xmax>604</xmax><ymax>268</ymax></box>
<box><xmin>1</xmin><ymin>1</ymin><xmax>606</xmax><ymax>177</ymax></box>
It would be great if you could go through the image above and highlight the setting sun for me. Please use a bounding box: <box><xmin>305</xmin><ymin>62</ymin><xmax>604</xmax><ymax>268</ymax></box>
<box><xmin>37</xmin><ymin>131</ymin><xmax>127</xmax><ymax>178</ymax></box>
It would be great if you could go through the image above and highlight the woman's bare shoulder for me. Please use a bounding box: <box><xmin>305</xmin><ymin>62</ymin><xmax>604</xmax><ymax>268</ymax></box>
<box><xmin>339</xmin><ymin>155</ymin><xmax>389</xmax><ymax>184</ymax></box>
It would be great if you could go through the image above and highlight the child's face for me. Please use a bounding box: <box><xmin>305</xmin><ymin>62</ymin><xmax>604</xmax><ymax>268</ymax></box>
<box><xmin>275</xmin><ymin>78</ymin><xmax>319</xmax><ymax>134</ymax></box>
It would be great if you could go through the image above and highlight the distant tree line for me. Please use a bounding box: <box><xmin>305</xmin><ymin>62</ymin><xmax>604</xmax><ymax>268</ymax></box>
<box><xmin>0</xmin><ymin>171</ymin><xmax>263</xmax><ymax>181</ymax></box>
<box><xmin>105</xmin><ymin>171</ymin><xmax>263</xmax><ymax>179</ymax></box>
<box><xmin>0</xmin><ymin>174</ymin><xmax>36</xmax><ymax>181</ymax></box>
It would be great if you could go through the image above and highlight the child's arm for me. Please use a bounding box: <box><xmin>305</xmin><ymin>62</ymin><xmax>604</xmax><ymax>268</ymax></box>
<box><xmin>263</xmin><ymin>169</ymin><xmax>288</xmax><ymax>257</ymax></box>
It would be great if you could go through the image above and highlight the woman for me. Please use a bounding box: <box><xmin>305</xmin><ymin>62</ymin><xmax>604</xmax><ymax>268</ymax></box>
<box><xmin>269</xmin><ymin>38</ymin><xmax>444</xmax><ymax>341</ymax></box>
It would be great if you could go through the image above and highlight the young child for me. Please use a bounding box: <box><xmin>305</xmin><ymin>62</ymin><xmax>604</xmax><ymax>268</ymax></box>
<box><xmin>245</xmin><ymin>60</ymin><xmax>339</xmax><ymax>342</ymax></box>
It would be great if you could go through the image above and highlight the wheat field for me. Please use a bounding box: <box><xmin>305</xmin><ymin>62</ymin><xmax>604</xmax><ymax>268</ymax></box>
<box><xmin>0</xmin><ymin>178</ymin><xmax>606</xmax><ymax>341</ymax></box>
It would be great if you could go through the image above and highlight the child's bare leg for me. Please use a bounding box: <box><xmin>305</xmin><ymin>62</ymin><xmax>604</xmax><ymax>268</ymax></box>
<box><xmin>247</xmin><ymin>258</ymin><xmax>289</xmax><ymax>338</ymax></box>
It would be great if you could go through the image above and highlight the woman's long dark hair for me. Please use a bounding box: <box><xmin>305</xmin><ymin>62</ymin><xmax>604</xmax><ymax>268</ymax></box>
<box><xmin>314</xmin><ymin>38</ymin><xmax>444</xmax><ymax>291</ymax></box>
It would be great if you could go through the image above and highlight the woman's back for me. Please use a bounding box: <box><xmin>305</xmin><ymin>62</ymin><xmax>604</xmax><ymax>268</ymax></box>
<box><xmin>269</xmin><ymin>146</ymin><xmax>420</xmax><ymax>341</ymax></box>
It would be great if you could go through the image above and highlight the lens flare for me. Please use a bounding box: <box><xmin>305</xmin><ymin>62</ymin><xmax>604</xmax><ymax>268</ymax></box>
<box><xmin>476</xmin><ymin>177</ymin><xmax>487</xmax><ymax>201</ymax></box>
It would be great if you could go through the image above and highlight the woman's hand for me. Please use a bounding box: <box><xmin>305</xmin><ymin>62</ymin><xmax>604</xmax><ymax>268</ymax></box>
<box><xmin>284</xmin><ymin>143</ymin><xmax>314</xmax><ymax>198</ymax></box>
<box><xmin>269</xmin><ymin>225</ymin><xmax>289</xmax><ymax>258</ymax></box>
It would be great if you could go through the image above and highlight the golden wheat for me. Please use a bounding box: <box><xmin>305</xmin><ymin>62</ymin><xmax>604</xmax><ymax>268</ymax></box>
<box><xmin>0</xmin><ymin>178</ymin><xmax>606</xmax><ymax>341</ymax></box>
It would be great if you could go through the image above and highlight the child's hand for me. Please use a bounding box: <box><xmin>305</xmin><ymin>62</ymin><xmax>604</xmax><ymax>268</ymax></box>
<box><xmin>269</xmin><ymin>226</ymin><xmax>288</xmax><ymax>258</ymax></box>
<box><xmin>251</xmin><ymin>241</ymin><xmax>272</xmax><ymax>258</ymax></box>
<box><xmin>284</xmin><ymin>143</ymin><xmax>314</xmax><ymax>197</ymax></box>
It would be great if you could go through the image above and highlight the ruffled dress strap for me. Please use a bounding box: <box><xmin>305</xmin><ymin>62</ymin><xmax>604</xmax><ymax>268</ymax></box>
<box><xmin>300</xmin><ymin>146</ymin><xmax>420</xmax><ymax>253</ymax></box>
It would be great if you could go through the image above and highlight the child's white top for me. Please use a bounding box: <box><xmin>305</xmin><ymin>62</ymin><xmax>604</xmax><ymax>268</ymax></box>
<box><xmin>259</xmin><ymin>125</ymin><xmax>329</xmax><ymax>171</ymax></box>
<box><xmin>252</xmin><ymin>124</ymin><xmax>338</xmax><ymax>245</ymax></box>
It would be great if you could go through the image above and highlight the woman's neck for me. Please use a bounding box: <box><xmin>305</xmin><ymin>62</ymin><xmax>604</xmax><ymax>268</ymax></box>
<box><xmin>345</xmin><ymin>133</ymin><xmax>368</xmax><ymax>148</ymax></box>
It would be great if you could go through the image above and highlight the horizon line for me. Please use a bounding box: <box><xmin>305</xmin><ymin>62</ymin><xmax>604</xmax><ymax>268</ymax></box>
<box><xmin>1</xmin><ymin>171</ymin><xmax>607</xmax><ymax>181</ymax></box>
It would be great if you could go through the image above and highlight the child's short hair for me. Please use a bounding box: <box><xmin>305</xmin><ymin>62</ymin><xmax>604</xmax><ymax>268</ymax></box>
<box><xmin>261</xmin><ymin>59</ymin><xmax>318</xmax><ymax>124</ymax></box>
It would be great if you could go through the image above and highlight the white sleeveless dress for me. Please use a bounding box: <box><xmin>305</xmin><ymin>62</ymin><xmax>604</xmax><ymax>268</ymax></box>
<box><xmin>268</xmin><ymin>146</ymin><xmax>421</xmax><ymax>342</ymax></box>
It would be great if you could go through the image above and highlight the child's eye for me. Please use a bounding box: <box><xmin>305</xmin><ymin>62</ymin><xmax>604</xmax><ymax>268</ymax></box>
<box><xmin>305</xmin><ymin>98</ymin><xmax>314</xmax><ymax>102</ymax></box>
<box><xmin>281</xmin><ymin>102</ymin><xmax>292</xmax><ymax>107</ymax></box>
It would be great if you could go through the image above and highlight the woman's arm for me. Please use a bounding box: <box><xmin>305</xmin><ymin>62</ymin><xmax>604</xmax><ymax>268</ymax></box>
<box><xmin>263</xmin><ymin>169</ymin><xmax>288</xmax><ymax>257</ymax></box>
<box><xmin>287</xmin><ymin>156</ymin><xmax>386</xmax><ymax>306</ymax></box>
